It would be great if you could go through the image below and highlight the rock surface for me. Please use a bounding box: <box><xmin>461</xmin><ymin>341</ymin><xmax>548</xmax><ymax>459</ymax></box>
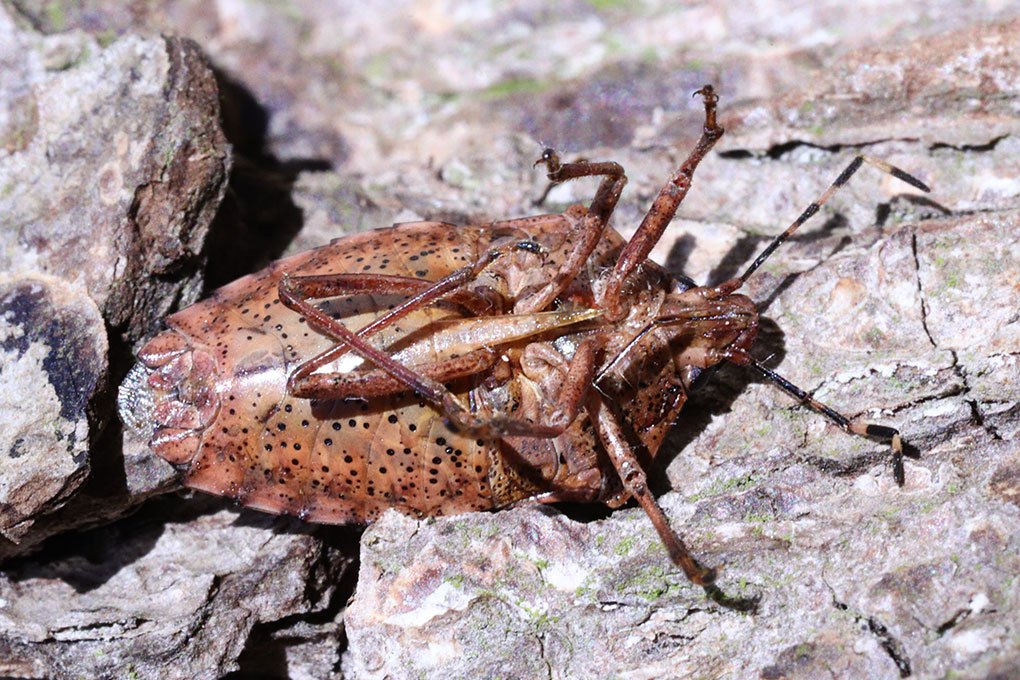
<box><xmin>0</xmin><ymin>277</ymin><xmax>105</xmax><ymax>543</ymax></box>
<box><xmin>0</xmin><ymin>7</ymin><xmax>230</xmax><ymax>561</ymax></box>
<box><xmin>0</xmin><ymin>13</ymin><xmax>229</xmax><ymax>338</ymax></box>
<box><xmin>0</xmin><ymin>497</ymin><xmax>354</xmax><ymax>680</ymax></box>
<box><xmin>1</xmin><ymin>1</ymin><xmax>1018</xmax><ymax>679</ymax></box>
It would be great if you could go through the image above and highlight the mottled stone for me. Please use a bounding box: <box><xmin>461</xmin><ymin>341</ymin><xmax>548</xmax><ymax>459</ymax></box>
<box><xmin>0</xmin><ymin>500</ymin><xmax>352</xmax><ymax>680</ymax></box>
<box><xmin>0</xmin><ymin>277</ymin><xmax>106</xmax><ymax>542</ymax></box>
<box><xmin>1</xmin><ymin>1</ymin><xmax>1017</xmax><ymax>679</ymax></box>
<box><xmin>0</xmin><ymin>5</ymin><xmax>229</xmax><ymax>558</ymax></box>
<box><xmin>989</xmin><ymin>459</ymin><xmax>1020</xmax><ymax>509</ymax></box>
<box><xmin>722</xmin><ymin>19</ymin><xmax>1020</xmax><ymax>151</ymax></box>
<box><xmin>0</xmin><ymin>10</ymin><xmax>230</xmax><ymax>340</ymax></box>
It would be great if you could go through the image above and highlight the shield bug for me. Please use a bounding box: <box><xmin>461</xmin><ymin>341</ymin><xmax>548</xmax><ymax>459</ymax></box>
<box><xmin>119</xmin><ymin>85</ymin><xmax>929</xmax><ymax>585</ymax></box>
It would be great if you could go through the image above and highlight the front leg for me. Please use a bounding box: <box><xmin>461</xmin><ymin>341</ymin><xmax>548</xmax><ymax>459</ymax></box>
<box><xmin>515</xmin><ymin>152</ymin><xmax>628</xmax><ymax>314</ymax></box>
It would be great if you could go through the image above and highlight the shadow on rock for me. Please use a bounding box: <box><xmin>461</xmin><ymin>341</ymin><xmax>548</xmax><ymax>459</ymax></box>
<box><xmin>225</xmin><ymin>523</ymin><xmax>362</xmax><ymax>680</ymax></box>
<box><xmin>0</xmin><ymin>498</ymin><xmax>172</xmax><ymax>593</ymax></box>
<box><xmin>654</xmin><ymin>315</ymin><xmax>787</xmax><ymax>489</ymax></box>
<box><xmin>664</xmin><ymin>233</ymin><xmax>698</xmax><ymax>282</ymax></box>
<box><xmin>202</xmin><ymin>69</ymin><xmax>338</xmax><ymax>291</ymax></box>
<box><xmin>704</xmin><ymin>583</ymin><xmax>761</xmax><ymax>614</ymax></box>
<box><xmin>875</xmin><ymin>193</ymin><xmax>953</xmax><ymax>233</ymax></box>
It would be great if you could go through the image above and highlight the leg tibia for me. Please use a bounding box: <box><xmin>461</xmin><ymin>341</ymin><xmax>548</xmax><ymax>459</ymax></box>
<box><xmin>588</xmin><ymin>396</ymin><xmax>717</xmax><ymax>585</ymax></box>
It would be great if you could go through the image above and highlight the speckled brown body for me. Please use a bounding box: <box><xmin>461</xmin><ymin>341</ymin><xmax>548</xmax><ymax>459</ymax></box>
<box><xmin>121</xmin><ymin>214</ymin><xmax>711</xmax><ymax>523</ymax></box>
<box><xmin>120</xmin><ymin>87</ymin><xmax>918</xmax><ymax>584</ymax></box>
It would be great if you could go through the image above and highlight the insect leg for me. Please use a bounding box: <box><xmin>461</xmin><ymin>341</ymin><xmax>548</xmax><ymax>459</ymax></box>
<box><xmin>289</xmin><ymin>347</ymin><xmax>500</xmax><ymax>399</ymax></box>
<box><xmin>280</xmin><ymin>268</ymin><xmax>500</xmax><ymax>410</ymax></box>
<box><xmin>281</xmin><ymin>267</ymin><xmax>601</xmax><ymax>437</ymax></box>
<box><xmin>517</xmin><ymin>155</ymin><xmax>626</xmax><ymax>313</ymax></box>
<box><xmin>515</xmin><ymin>153</ymin><xmax>627</xmax><ymax>313</ymax></box>
<box><xmin>733</xmin><ymin>354</ymin><xmax>905</xmax><ymax>485</ymax></box>
<box><xmin>602</xmin><ymin>85</ymin><xmax>724</xmax><ymax>317</ymax></box>
<box><xmin>281</xmin><ymin>257</ymin><xmax>507</xmax><ymax>396</ymax></box>
<box><xmin>293</xmin><ymin>327</ymin><xmax>599</xmax><ymax>442</ymax></box>
<box><xmin>531</xmin><ymin>155</ymin><xmax>589</xmax><ymax>207</ymax></box>
<box><xmin>588</xmin><ymin>394</ymin><xmax>716</xmax><ymax>585</ymax></box>
<box><xmin>283</xmin><ymin>271</ymin><xmax>499</xmax><ymax>323</ymax></box>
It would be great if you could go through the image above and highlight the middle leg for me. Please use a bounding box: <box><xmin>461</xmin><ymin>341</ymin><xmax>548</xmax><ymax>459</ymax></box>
<box><xmin>279</xmin><ymin>235</ymin><xmax>552</xmax><ymax>398</ymax></box>
<box><xmin>280</xmin><ymin>265</ymin><xmax>505</xmax><ymax>397</ymax></box>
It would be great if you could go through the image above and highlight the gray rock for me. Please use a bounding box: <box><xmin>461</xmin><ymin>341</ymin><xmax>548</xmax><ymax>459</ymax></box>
<box><xmin>1</xmin><ymin>1</ymin><xmax>1017</xmax><ymax>679</ymax></box>
<box><xmin>0</xmin><ymin>498</ymin><xmax>353</xmax><ymax>679</ymax></box>
<box><xmin>0</xmin><ymin>277</ymin><xmax>105</xmax><ymax>542</ymax></box>
<box><xmin>0</xmin><ymin>6</ymin><xmax>228</xmax><ymax>557</ymax></box>
<box><xmin>0</xmin><ymin>11</ymin><xmax>229</xmax><ymax>340</ymax></box>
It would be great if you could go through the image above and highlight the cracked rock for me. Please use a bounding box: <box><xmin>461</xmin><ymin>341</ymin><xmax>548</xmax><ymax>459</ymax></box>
<box><xmin>0</xmin><ymin>497</ymin><xmax>353</xmax><ymax>679</ymax></box>
<box><xmin>0</xmin><ymin>6</ymin><xmax>229</xmax><ymax>560</ymax></box>
<box><xmin>1</xmin><ymin>1</ymin><xmax>1018</xmax><ymax>679</ymax></box>
<box><xmin>914</xmin><ymin>210</ymin><xmax>1020</xmax><ymax>439</ymax></box>
<box><xmin>344</xmin><ymin>507</ymin><xmax>717</xmax><ymax>679</ymax></box>
<box><xmin>721</xmin><ymin>19</ymin><xmax>1020</xmax><ymax>152</ymax></box>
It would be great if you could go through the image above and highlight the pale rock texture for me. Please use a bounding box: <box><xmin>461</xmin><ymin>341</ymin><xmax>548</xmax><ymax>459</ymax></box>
<box><xmin>0</xmin><ymin>8</ymin><xmax>230</xmax><ymax>562</ymax></box>
<box><xmin>0</xmin><ymin>1</ymin><xmax>1018</xmax><ymax>678</ymax></box>
<box><xmin>0</xmin><ymin>277</ymin><xmax>105</xmax><ymax>543</ymax></box>
<box><xmin>0</xmin><ymin>13</ymin><xmax>229</xmax><ymax>338</ymax></box>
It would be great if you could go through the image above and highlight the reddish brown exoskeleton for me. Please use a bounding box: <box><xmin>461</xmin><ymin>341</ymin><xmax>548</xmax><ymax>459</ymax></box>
<box><xmin>119</xmin><ymin>86</ymin><xmax>929</xmax><ymax>585</ymax></box>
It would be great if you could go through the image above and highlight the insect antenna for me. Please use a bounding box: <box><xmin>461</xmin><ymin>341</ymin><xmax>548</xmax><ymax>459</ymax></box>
<box><xmin>734</xmin><ymin>155</ymin><xmax>930</xmax><ymax>288</ymax></box>
<box><xmin>717</xmin><ymin>155</ymin><xmax>929</xmax><ymax>485</ymax></box>
<box><xmin>743</xmin><ymin>357</ymin><xmax>905</xmax><ymax>485</ymax></box>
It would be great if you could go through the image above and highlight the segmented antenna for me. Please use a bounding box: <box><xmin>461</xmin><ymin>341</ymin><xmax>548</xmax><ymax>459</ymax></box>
<box><xmin>746</xmin><ymin>359</ymin><xmax>905</xmax><ymax>485</ymax></box>
<box><xmin>737</xmin><ymin>155</ymin><xmax>930</xmax><ymax>286</ymax></box>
